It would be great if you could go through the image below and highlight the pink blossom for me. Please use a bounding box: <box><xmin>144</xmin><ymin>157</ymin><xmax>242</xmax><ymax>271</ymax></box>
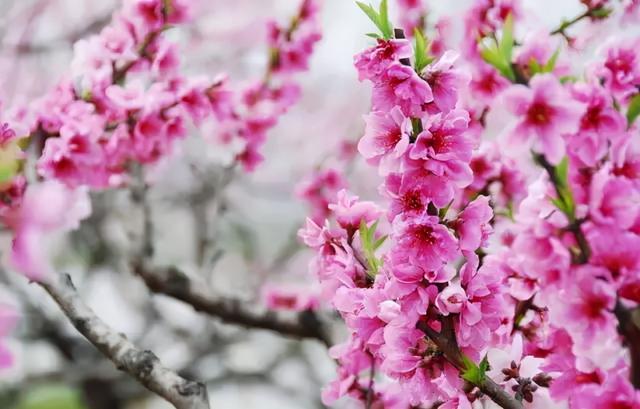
<box><xmin>589</xmin><ymin>167</ymin><xmax>640</xmax><ymax>229</ymax></box>
<box><xmin>587</xmin><ymin>224</ymin><xmax>640</xmax><ymax>282</ymax></box>
<box><xmin>503</xmin><ymin>74</ymin><xmax>583</xmax><ymax>164</ymax></box>
<box><xmin>354</xmin><ymin>39</ymin><xmax>412</xmax><ymax>81</ymax></box>
<box><xmin>423</xmin><ymin>51</ymin><xmax>469</xmax><ymax>113</ymax></box>
<box><xmin>390</xmin><ymin>215</ymin><xmax>460</xmax><ymax>273</ymax></box>
<box><xmin>548</xmin><ymin>266</ymin><xmax>617</xmax><ymax>348</ymax></box>
<box><xmin>262</xmin><ymin>284</ymin><xmax>319</xmax><ymax>311</ymax></box>
<box><xmin>372</xmin><ymin>64</ymin><xmax>434</xmax><ymax>117</ymax></box>
<box><xmin>470</xmin><ymin>63</ymin><xmax>510</xmax><ymax>102</ymax></box>
<box><xmin>359</xmin><ymin>106</ymin><xmax>411</xmax><ymax>164</ymax></box>
<box><xmin>10</xmin><ymin>181</ymin><xmax>91</xmax><ymax>281</ymax></box>
<box><xmin>572</xmin><ymin>371</ymin><xmax>640</xmax><ymax>409</ymax></box>
<box><xmin>599</xmin><ymin>38</ymin><xmax>640</xmax><ymax>100</ymax></box>
<box><xmin>328</xmin><ymin>190</ymin><xmax>382</xmax><ymax>232</ymax></box>
<box><xmin>435</xmin><ymin>282</ymin><xmax>467</xmax><ymax>315</ymax></box>
<box><xmin>409</xmin><ymin>109</ymin><xmax>474</xmax><ymax>187</ymax></box>
<box><xmin>454</xmin><ymin>195</ymin><xmax>493</xmax><ymax>251</ymax></box>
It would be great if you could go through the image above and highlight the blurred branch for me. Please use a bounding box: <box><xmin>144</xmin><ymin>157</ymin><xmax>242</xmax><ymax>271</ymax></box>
<box><xmin>132</xmin><ymin>261</ymin><xmax>333</xmax><ymax>347</ymax></box>
<box><xmin>38</xmin><ymin>273</ymin><xmax>211</xmax><ymax>409</ymax></box>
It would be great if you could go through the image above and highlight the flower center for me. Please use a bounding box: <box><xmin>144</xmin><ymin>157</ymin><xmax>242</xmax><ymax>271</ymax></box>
<box><xmin>527</xmin><ymin>101</ymin><xmax>553</xmax><ymax>125</ymax></box>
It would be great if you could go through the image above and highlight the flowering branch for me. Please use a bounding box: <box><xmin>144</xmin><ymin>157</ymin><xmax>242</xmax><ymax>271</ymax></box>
<box><xmin>38</xmin><ymin>273</ymin><xmax>211</xmax><ymax>409</ymax></box>
<box><xmin>418</xmin><ymin>319</ymin><xmax>524</xmax><ymax>409</ymax></box>
<box><xmin>132</xmin><ymin>262</ymin><xmax>332</xmax><ymax>346</ymax></box>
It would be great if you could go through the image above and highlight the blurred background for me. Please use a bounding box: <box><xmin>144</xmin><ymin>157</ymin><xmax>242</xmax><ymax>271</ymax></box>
<box><xmin>0</xmin><ymin>0</ymin><xmax>597</xmax><ymax>408</ymax></box>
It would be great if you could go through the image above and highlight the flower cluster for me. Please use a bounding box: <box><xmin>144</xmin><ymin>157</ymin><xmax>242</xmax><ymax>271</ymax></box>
<box><xmin>301</xmin><ymin>3</ymin><xmax>518</xmax><ymax>407</ymax></box>
<box><xmin>0</xmin><ymin>0</ymin><xmax>321</xmax><ymax>283</ymax></box>
<box><xmin>301</xmin><ymin>1</ymin><xmax>640</xmax><ymax>408</ymax></box>
<box><xmin>215</xmin><ymin>0</ymin><xmax>322</xmax><ymax>171</ymax></box>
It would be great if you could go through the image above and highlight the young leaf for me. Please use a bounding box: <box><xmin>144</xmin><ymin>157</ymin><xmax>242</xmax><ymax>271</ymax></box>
<box><xmin>529</xmin><ymin>58</ymin><xmax>543</xmax><ymax>75</ymax></box>
<box><xmin>543</xmin><ymin>48</ymin><xmax>560</xmax><ymax>73</ymax></box>
<box><xmin>627</xmin><ymin>93</ymin><xmax>640</xmax><ymax>127</ymax></box>
<box><xmin>356</xmin><ymin>2</ymin><xmax>380</xmax><ymax>27</ymax></box>
<box><xmin>373</xmin><ymin>234</ymin><xmax>388</xmax><ymax>250</ymax></box>
<box><xmin>378</xmin><ymin>0</ymin><xmax>394</xmax><ymax>39</ymax></box>
<box><xmin>499</xmin><ymin>13</ymin><xmax>514</xmax><ymax>63</ymax></box>
<box><xmin>356</xmin><ymin>1</ymin><xmax>393</xmax><ymax>39</ymax></box>
<box><xmin>461</xmin><ymin>355</ymin><xmax>486</xmax><ymax>385</ymax></box>
<box><xmin>413</xmin><ymin>28</ymin><xmax>432</xmax><ymax>72</ymax></box>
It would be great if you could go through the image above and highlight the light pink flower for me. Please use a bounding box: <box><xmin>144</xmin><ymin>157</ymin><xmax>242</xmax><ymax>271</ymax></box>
<box><xmin>454</xmin><ymin>195</ymin><xmax>493</xmax><ymax>251</ymax></box>
<box><xmin>359</xmin><ymin>107</ymin><xmax>411</xmax><ymax>163</ymax></box>
<box><xmin>503</xmin><ymin>74</ymin><xmax>583</xmax><ymax>164</ymax></box>
<box><xmin>11</xmin><ymin>181</ymin><xmax>91</xmax><ymax>281</ymax></box>
<box><xmin>328</xmin><ymin>190</ymin><xmax>382</xmax><ymax>232</ymax></box>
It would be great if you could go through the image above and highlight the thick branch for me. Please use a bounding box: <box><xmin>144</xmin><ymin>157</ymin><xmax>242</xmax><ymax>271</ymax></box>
<box><xmin>418</xmin><ymin>320</ymin><xmax>523</xmax><ymax>409</ymax></box>
<box><xmin>132</xmin><ymin>262</ymin><xmax>332</xmax><ymax>347</ymax></box>
<box><xmin>38</xmin><ymin>274</ymin><xmax>211</xmax><ymax>409</ymax></box>
<box><xmin>615</xmin><ymin>302</ymin><xmax>640</xmax><ymax>389</ymax></box>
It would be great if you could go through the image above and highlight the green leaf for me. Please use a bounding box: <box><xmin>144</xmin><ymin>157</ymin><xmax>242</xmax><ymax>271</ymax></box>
<box><xmin>590</xmin><ymin>6</ymin><xmax>613</xmax><ymax>18</ymax></box>
<box><xmin>359</xmin><ymin>219</ymin><xmax>384</xmax><ymax>276</ymax></box>
<box><xmin>543</xmin><ymin>48</ymin><xmax>560</xmax><ymax>72</ymax></box>
<box><xmin>529</xmin><ymin>58</ymin><xmax>543</xmax><ymax>75</ymax></box>
<box><xmin>478</xmin><ymin>14</ymin><xmax>517</xmax><ymax>82</ymax></box>
<box><xmin>378</xmin><ymin>0</ymin><xmax>394</xmax><ymax>39</ymax></box>
<box><xmin>461</xmin><ymin>355</ymin><xmax>486</xmax><ymax>385</ymax></box>
<box><xmin>480</xmin><ymin>40</ymin><xmax>515</xmax><ymax>81</ymax></box>
<box><xmin>356</xmin><ymin>1</ymin><xmax>393</xmax><ymax>39</ymax></box>
<box><xmin>356</xmin><ymin>2</ymin><xmax>381</xmax><ymax>33</ymax></box>
<box><xmin>373</xmin><ymin>234</ymin><xmax>388</xmax><ymax>250</ymax></box>
<box><xmin>413</xmin><ymin>28</ymin><xmax>433</xmax><ymax>73</ymax></box>
<box><xmin>499</xmin><ymin>13</ymin><xmax>514</xmax><ymax>63</ymax></box>
<box><xmin>16</xmin><ymin>384</ymin><xmax>86</xmax><ymax>409</ymax></box>
<box><xmin>479</xmin><ymin>355</ymin><xmax>490</xmax><ymax>374</ymax></box>
<box><xmin>365</xmin><ymin>32</ymin><xmax>381</xmax><ymax>39</ymax></box>
<box><xmin>559</xmin><ymin>75</ymin><xmax>578</xmax><ymax>84</ymax></box>
<box><xmin>555</xmin><ymin>156</ymin><xmax>569</xmax><ymax>185</ymax></box>
<box><xmin>626</xmin><ymin>93</ymin><xmax>640</xmax><ymax>127</ymax></box>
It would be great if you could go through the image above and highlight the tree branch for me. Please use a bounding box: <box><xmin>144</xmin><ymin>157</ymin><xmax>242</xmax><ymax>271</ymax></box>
<box><xmin>132</xmin><ymin>261</ymin><xmax>332</xmax><ymax>347</ymax></box>
<box><xmin>418</xmin><ymin>320</ymin><xmax>524</xmax><ymax>409</ymax></box>
<box><xmin>38</xmin><ymin>273</ymin><xmax>211</xmax><ymax>409</ymax></box>
<box><xmin>615</xmin><ymin>301</ymin><xmax>640</xmax><ymax>389</ymax></box>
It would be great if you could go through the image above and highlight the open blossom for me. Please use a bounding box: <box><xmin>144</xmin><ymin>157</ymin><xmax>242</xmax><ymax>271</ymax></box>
<box><xmin>589</xmin><ymin>166</ymin><xmax>640</xmax><ymax>229</ymax></box>
<box><xmin>422</xmin><ymin>51</ymin><xmax>469</xmax><ymax>113</ymax></box>
<box><xmin>354</xmin><ymin>39</ymin><xmax>412</xmax><ymax>81</ymax></box>
<box><xmin>359</xmin><ymin>106</ymin><xmax>412</xmax><ymax>165</ymax></box>
<box><xmin>503</xmin><ymin>74</ymin><xmax>583</xmax><ymax>164</ymax></box>
<box><xmin>409</xmin><ymin>109</ymin><xmax>474</xmax><ymax>187</ymax></box>
<box><xmin>598</xmin><ymin>38</ymin><xmax>640</xmax><ymax>100</ymax></box>
<box><xmin>548</xmin><ymin>267</ymin><xmax>617</xmax><ymax>347</ymax></box>
<box><xmin>391</xmin><ymin>215</ymin><xmax>460</xmax><ymax>274</ymax></box>
<box><xmin>328</xmin><ymin>190</ymin><xmax>382</xmax><ymax>231</ymax></box>
<box><xmin>10</xmin><ymin>181</ymin><xmax>91</xmax><ymax>281</ymax></box>
<box><xmin>372</xmin><ymin>63</ymin><xmax>434</xmax><ymax>117</ymax></box>
<box><xmin>454</xmin><ymin>195</ymin><xmax>493</xmax><ymax>251</ymax></box>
